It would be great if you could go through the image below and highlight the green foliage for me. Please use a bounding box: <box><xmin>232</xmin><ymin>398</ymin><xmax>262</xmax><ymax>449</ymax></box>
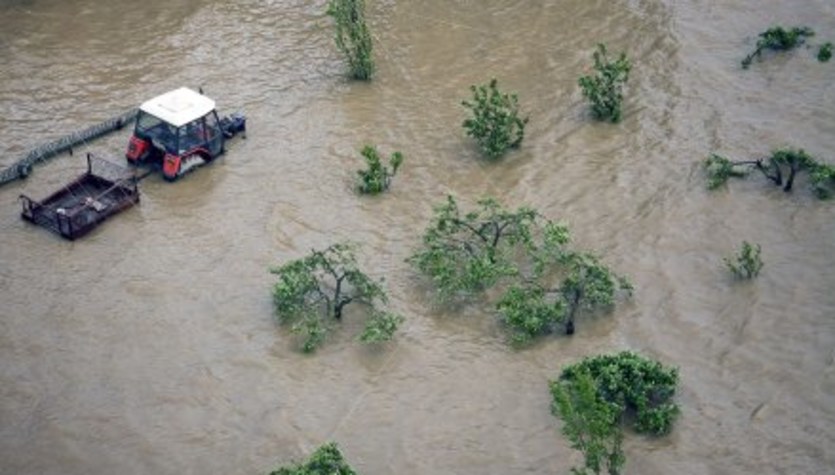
<box><xmin>550</xmin><ymin>353</ymin><xmax>679</xmax><ymax>474</ymax></box>
<box><xmin>704</xmin><ymin>148</ymin><xmax>835</xmax><ymax>198</ymax></box>
<box><xmin>578</xmin><ymin>44</ymin><xmax>631</xmax><ymax>123</ymax></box>
<box><xmin>270</xmin><ymin>242</ymin><xmax>402</xmax><ymax>352</ymax></box>
<box><xmin>724</xmin><ymin>241</ymin><xmax>763</xmax><ymax>279</ymax></box>
<box><xmin>496</xmin><ymin>284</ymin><xmax>566</xmax><ymax>345</ymax></box>
<box><xmin>327</xmin><ymin>0</ymin><xmax>374</xmax><ymax>80</ymax></box>
<box><xmin>409</xmin><ymin>196</ymin><xmax>630</xmax><ymax>343</ymax></box>
<box><xmin>359</xmin><ymin>311</ymin><xmax>404</xmax><ymax>343</ymax></box>
<box><xmin>408</xmin><ymin>195</ymin><xmax>542</xmax><ymax>298</ymax></box>
<box><xmin>356</xmin><ymin>145</ymin><xmax>403</xmax><ymax>194</ymax></box>
<box><xmin>819</xmin><ymin>42</ymin><xmax>833</xmax><ymax>62</ymax></box>
<box><xmin>462</xmin><ymin>78</ymin><xmax>529</xmax><ymax>159</ymax></box>
<box><xmin>741</xmin><ymin>26</ymin><xmax>815</xmax><ymax>69</ymax></box>
<box><xmin>269</xmin><ymin>442</ymin><xmax>357</xmax><ymax>475</ymax></box>
<box><xmin>703</xmin><ymin>153</ymin><xmax>750</xmax><ymax>189</ymax></box>
<box><xmin>555</xmin><ymin>352</ymin><xmax>680</xmax><ymax>437</ymax></box>
<box><xmin>550</xmin><ymin>370</ymin><xmax>625</xmax><ymax>475</ymax></box>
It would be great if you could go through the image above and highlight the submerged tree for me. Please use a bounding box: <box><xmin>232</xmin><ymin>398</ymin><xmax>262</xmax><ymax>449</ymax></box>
<box><xmin>724</xmin><ymin>241</ymin><xmax>763</xmax><ymax>280</ymax></box>
<box><xmin>462</xmin><ymin>79</ymin><xmax>528</xmax><ymax>159</ymax></box>
<box><xmin>704</xmin><ymin>148</ymin><xmax>835</xmax><ymax>199</ymax></box>
<box><xmin>269</xmin><ymin>443</ymin><xmax>357</xmax><ymax>475</ymax></box>
<box><xmin>550</xmin><ymin>352</ymin><xmax>680</xmax><ymax>474</ymax></box>
<box><xmin>356</xmin><ymin>145</ymin><xmax>403</xmax><ymax>194</ymax></box>
<box><xmin>270</xmin><ymin>242</ymin><xmax>403</xmax><ymax>352</ymax></box>
<box><xmin>409</xmin><ymin>196</ymin><xmax>630</xmax><ymax>343</ymax></box>
<box><xmin>578</xmin><ymin>44</ymin><xmax>631</xmax><ymax>123</ymax></box>
<box><xmin>741</xmin><ymin>26</ymin><xmax>815</xmax><ymax>69</ymax></box>
<box><xmin>327</xmin><ymin>0</ymin><xmax>375</xmax><ymax>80</ymax></box>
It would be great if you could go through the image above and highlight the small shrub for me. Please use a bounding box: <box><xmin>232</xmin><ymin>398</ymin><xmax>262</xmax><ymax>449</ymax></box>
<box><xmin>462</xmin><ymin>78</ymin><xmax>528</xmax><ymax>159</ymax></box>
<box><xmin>578</xmin><ymin>44</ymin><xmax>631</xmax><ymax>123</ymax></box>
<box><xmin>741</xmin><ymin>26</ymin><xmax>815</xmax><ymax>69</ymax></box>
<box><xmin>356</xmin><ymin>145</ymin><xmax>403</xmax><ymax>194</ymax></box>
<box><xmin>724</xmin><ymin>241</ymin><xmax>763</xmax><ymax>279</ymax></box>
<box><xmin>327</xmin><ymin>0</ymin><xmax>374</xmax><ymax>80</ymax></box>
<box><xmin>269</xmin><ymin>442</ymin><xmax>357</xmax><ymax>475</ymax></box>
<box><xmin>818</xmin><ymin>42</ymin><xmax>833</xmax><ymax>62</ymax></box>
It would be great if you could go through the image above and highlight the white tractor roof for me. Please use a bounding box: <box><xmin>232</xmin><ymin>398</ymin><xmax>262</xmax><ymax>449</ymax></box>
<box><xmin>139</xmin><ymin>87</ymin><xmax>216</xmax><ymax>127</ymax></box>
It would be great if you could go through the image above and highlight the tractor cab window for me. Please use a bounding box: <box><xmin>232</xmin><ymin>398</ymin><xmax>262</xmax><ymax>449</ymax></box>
<box><xmin>135</xmin><ymin>111</ymin><xmax>177</xmax><ymax>154</ymax></box>
<box><xmin>179</xmin><ymin>120</ymin><xmax>206</xmax><ymax>154</ymax></box>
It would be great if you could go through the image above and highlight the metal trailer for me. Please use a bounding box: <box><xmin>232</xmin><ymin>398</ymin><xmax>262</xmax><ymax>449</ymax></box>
<box><xmin>19</xmin><ymin>153</ymin><xmax>140</xmax><ymax>240</ymax></box>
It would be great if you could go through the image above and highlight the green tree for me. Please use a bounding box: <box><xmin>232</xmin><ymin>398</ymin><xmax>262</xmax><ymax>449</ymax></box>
<box><xmin>409</xmin><ymin>196</ymin><xmax>630</xmax><ymax>343</ymax></box>
<box><xmin>550</xmin><ymin>353</ymin><xmax>680</xmax><ymax>474</ymax></box>
<box><xmin>327</xmin><ymin>0</ymin><xmax>374</xmax><ymax>80</ymax></box>
<box><xmin>704</xmin><ymin>149</ymin><xmax>835</xmax><ymax>199</ymax></box>
<box><xmin>724</xmin><ymin>241</ymin><xmax>763</xmax><ymax>279</ymax></box>
<box><xmin>462</xmin><ymin>78</ymin><xmax>528</xmax><ymax>159</ymax></box>
<box><xmin>356</xmin><ymin>145</ymin><xmax>403</xmax><ymax>194</ymax></box>
<box><xmin>578</xmin><ymin>44</ymin><xmax>631</xmax><ymax>123</ymax></box>
<box><xmin>269</xmin><ymin>443</ymin><xmax>357</xmax><ymax>475</ymax></box>
<box><xmin>741</xmin><ymin>26</ymin><xmax>815</xmax><ymax>69</ymax></box>
<box><xmin>270</xmin><ymin>242</ymin><xmax>402</xmax><ymax>352</ymax></box>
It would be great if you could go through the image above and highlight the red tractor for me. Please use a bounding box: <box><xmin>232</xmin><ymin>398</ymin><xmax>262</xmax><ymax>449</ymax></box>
<box><xmin>125</xmin><ymin>87</ymin><xmax>245</xmax><ymax>181</ymax></box>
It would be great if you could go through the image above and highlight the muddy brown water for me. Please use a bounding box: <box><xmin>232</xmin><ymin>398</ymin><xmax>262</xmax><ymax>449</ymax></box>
<box><xmin>1</xmin><ymin>1</ymin><xmax>834</xmax><ymax>474</ymax></box>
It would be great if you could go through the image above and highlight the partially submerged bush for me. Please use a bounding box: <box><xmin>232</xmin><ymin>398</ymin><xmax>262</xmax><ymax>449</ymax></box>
<box><xmin>724</xmin><ymin>241</ymin><xmax>763</xmax><ymax>279</ymax></box>
<box><xmin>552</xmin><ymin>352</ymin><xmax>681</xmax><ymax>436</ymax></box>
<box><xmin>462</xmin><ymin>78</ymin><xmax>528</xmax><ymax>159</ymax></box>
<box><xmin>741</xmin><ymin>26</ymin><xmax>815</xmax><ymax>69</ymax></box>
<box><xmin>270</xmin><ymin>242</ymin><xmax>402</xmax><ymax>352</ymax></box>
<box><xmin>269</xmin><ymin>443</ymin><xmax>357</xmax><ymax>475</ymax></box>
<box><xmin>356</xmin><ymin>145</ymin><xmax>403</xmax><ymax>194</ymax></box>
<box><xmin>703</xmin><ymin>148</ymin><xmax>835</xmax><ymax>198</ymax></box>
<box><xmin>550</xmin><ymin>352</ymin><xmax>680</xmax><ymax>474</ymax></box>
<box><xmin>819</xmin><ymin>42</ymin><xmax>833</xmax><ymax>62</ymax></box>
<box><xmin>578</xmin><ymin>44</ymin><xmax>631</xmax><ymax>123</ymax></box>
<box><xmin>327</xmin><ymin>0</ymin><xmax>374</xmax><ymax>80</ymax></box>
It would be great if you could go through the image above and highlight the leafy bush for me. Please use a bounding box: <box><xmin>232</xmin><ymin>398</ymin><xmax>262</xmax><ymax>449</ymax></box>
<box><xmin>270</xmin><ymin>242</ymin><xmax>402</xmax><ymax>352</ymax></box>
<box><xmin>578</xmin><ymin>44</ymin><xmax>631</xmax><ymax>123</ymax></box>
<box><xmin>461</xmin><ymin>78</ymin><xmax>528</xmax><ymax>159</ymax></box>
<box><xmin>724</xmin><ymin>241</ymin><xmax>763</xmax><ymax>279</ymax></box>
<box><xmin>269</xmin><ymin>443</ymin><xmax>357</xmax><ymax>475</ymax></box>
<box><xmin>703</xmin><ymin>148</ymin><xmax>835</xmax><ymax>198</ymax></box>
<box><xmin>356</xmin><ymin>145</ymin><xmax>403</xmax><ymax>194</ymax></box>
<box><xmin>819</xmin><ymin>42</ymin><xmax>833</xmax><ymax>62</ymax></box>
<box><xmin>553</xmin><ymin>352</ymin><xmax>680</xmax><ymax>436</ymax></box>
<box><xmin>550</xmin><ymin>352</ymin><xmax>680</xmax><ymax>474</ymax></box>
<box><xmin>409</xmin><ymin>196</ymin><xmax>630</xmax><ymax>343</ymax></box>
<box><xmin>741</xmin><ymin>26</ymin><xmax>815</xmax><ymax>69</ymax></box>
<box><xmin>550</xmin><ymin>370</ymin><xmax>624</xmax><ymax>475</ymax></box>
<box><xmin>327</xmin><ymin>0</ymin><xmax>374</xmax><ymax>80</ymax></box>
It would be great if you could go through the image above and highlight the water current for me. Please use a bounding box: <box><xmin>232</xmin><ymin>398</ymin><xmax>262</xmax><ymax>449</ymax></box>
<box><xmin>1</xmin><ymin>1</ymin><xmax>834</xmax><ymax>474</ymax></box>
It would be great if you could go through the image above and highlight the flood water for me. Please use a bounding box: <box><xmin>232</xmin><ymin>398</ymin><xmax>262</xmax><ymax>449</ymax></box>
<box><xmin>1</xmin><ymin>1</ymin><xmax>834</xmax><ymax>474</ymax></box>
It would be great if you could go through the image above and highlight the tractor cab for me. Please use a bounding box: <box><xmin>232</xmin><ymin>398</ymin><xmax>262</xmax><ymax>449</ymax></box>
<box><xmin>126</xmin><ymin>87</ymin><xmax>245</xmax><ymax>181</ymax></box>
